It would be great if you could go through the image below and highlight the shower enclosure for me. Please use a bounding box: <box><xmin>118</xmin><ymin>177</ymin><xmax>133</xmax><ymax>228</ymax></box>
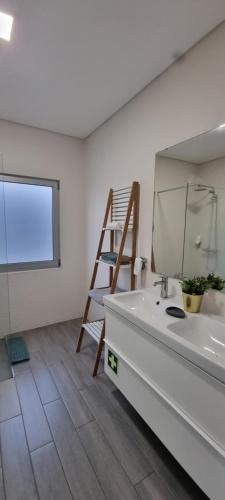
<box><xmin>153</xmin><ymin>185</ymin><xmax>187</xmax><ymax>277</ymax></box>
<box><xmin>153</xmin><ymin>182</ymin><xmax>223</xmax><ymax>278</ymax></box>
<box><xmin>183</xmin><ymin>184</ymin><xmax>219</xmax><ymax>277</ymax></box>
<box><xmin>0</xmin><ymin>154</ymin><xmax>12</xmax><ymax>380</ymax></box>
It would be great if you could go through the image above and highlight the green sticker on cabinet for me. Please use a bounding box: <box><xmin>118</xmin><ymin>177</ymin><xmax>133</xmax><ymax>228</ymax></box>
<box><xmin>108</xmin><ymin>350</ymin><xmax>118</xmax><ymax>375</ymax></box>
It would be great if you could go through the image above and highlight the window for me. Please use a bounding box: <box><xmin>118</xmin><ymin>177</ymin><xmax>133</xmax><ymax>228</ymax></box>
<box><xmin>0</xmin><ymin>174</ymin><xmax>60</xmax><ymax>271</ymax></box>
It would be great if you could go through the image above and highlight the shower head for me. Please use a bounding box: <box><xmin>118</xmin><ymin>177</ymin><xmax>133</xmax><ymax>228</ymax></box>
<box><xmin>194</xmin><ymin>185</ymin><xmax>208</xmax><ymax>192</ymax></box>
<box><xmin>194</xmin><ymin>184</ymin><xmax>216</xmax><ymax>196</ymax></box>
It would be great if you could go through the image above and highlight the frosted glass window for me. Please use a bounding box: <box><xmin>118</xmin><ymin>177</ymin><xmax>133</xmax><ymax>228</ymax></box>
<box><xmin>0</xmin><ymin>175</ymin><xmax>59</xmax><ymax>271</ymax></box>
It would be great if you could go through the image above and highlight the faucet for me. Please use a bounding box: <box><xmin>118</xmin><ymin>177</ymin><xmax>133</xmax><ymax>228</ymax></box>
<box><xmin>153</xmin><ymin>276</ymin><xmax>168</xmax><ymax>299</ymax></box>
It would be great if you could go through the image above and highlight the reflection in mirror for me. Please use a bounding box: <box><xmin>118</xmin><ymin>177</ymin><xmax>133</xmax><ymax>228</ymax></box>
<box><xmin>153</xmin><ymin>125</ymin><xmax>225</xmax><ymax>279</ymax></box>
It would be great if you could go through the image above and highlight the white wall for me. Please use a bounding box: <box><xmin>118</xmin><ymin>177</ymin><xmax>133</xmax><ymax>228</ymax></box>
<box><xmin>85</xmin><ymin>21</ymin><xmax>225</xmax><ymax>313</ymax></box>
<box><xmin>201</xmin><ymin>156</ymin><xmax>225</xmax><ymax>186</ymax></box>
<box><xmin>154</xmin><ymin>156</ymin><xmax>197</xmax><ymax>192</ymax></box>
<box><xmin>0</xmin><ymin>121</ymin><xmax>85</xmax><ymax>333</ymax></box>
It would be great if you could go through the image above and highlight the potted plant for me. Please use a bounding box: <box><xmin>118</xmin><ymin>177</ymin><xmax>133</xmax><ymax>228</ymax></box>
<box><xmin>180</xmin><ymin>276</ymin><xmax>209</xmax><ymax>313</ymax></box>
<box><xmin>207</xmin><ymin>273</ymin><xmax>225</xmax><ymax>291</ymax></box>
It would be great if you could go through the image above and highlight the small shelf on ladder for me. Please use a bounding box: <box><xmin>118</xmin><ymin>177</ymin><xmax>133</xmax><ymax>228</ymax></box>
<box><xmin>82</xmin><ymin>320</ymin><xmax>104</xmax><ymax>344</ymax></box>
<box><xmin>76</xmin><ymin>182</ymin><xmax>140</xmax><ymax>377</ymax></box>
<box><xmin>97</xmin><ymin>252</ymin><xmax>132</xmax><ymax>268</ymax></box>
<box><xmin>102</xmin><ymin>227</ymin><xmax>132</xmax><ymax>231</ymax></box>
<box><xmin>88</xmin><ymin>286</ymin><xmax>126</xmax><ymax>306</ymax></box>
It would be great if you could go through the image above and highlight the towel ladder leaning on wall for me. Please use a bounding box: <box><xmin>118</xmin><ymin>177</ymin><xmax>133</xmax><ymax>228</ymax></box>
<box><xmin>76</xmin><ymin>181</ymin><xmax>140</xmax><ymax>376</ymax></box>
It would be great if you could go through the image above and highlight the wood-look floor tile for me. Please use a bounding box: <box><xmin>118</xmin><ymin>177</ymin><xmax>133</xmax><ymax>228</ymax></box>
<box><xmin>16</xmin><ymin>372</ymin><xmax>52</xmax><ymax>451</ymax></box>
<box><xmin>23</xmin><ymin>329</ymin><xmax>41</xmax><ymax>353</ymax></box>
<box><xmin>39</xmin><ymin>328</ymin><xmax>64</xmax><ymax>366</ymax></box>
<box><xmin>0</xmin><ymin>320</ymin><xmax>208</xmax><ymax>500</ymax></box>
<box><xmin>12</xmin><ymin>361</ymin><xmax>31</xmax><ymax>376</ymax></box>
<box><xmin>114</xmin><ymin>402</ymin><xmax>206</xmax><ymax>500</ymax></box>
<box><xmin>0</xmin><ymin>379</ymin><xmax>20</xmax><ymax>422</ymax></box>
<box><xmin>81</xmin><ymin>383</ymin><xmax>152</xmax><ymax>484</ymax></box>
<box><xmin>93</xmin><ymin>372</ymin><xmax>120</xmax><ymax>407</ymax></box>
<box><xmin>63</xmin><ymin>318</ymin><xmax>82</xmax><ymax>341</ymax></box>
<box><xmin>78</xmin><ymin>344</ymin><xmax>104</xmax><ymax>373</ymax></box>
<box><xmin>57</xmin><ymin>322</ymin><xmax>79</xmax><ymax>353</ymax></box>
<box><xmin>45</xmin><ymin>399</ymin><xmax>105</xmax><ymax>500</ymax></box>
<box><xmin>78</xmin><ymin>420</ymin><xmax>139</xmax><ymax>500</ymax></box>
<box><xmin>0</xmin><ymin>415</ymin><xmax>38</xmax><ymax>500</ymax></box>
<box><xmin>30</xmin><ymin>351</ymin><xmax>59</xmax><ymax>404</ymax></box>
<box><xmin>136</xmin><ymin>473</ymin><xmax>176</xmax><ymax>500</ymax></box>
<box><xmin>50</xmin><ymin>362</ymin><xmax>93</xmax><ymax>427</ymax></box>
<box><xmin>31</xmin><ymin>442</ymin><xmax>72</xmax><ymax>500</ymax></box>
<box><xmin>48</xmin><ymin>328</ymin><xmax>69</xmax><ymax>358</ymax></box>
<box><xmin>48</xmin><ymin>325</ymin><xmax>71</xmax><ymax>354</ymax></box>
<box><xmin>62</xmin><ymin>352</ymin><xmax>93</xmax><ymax>390</ymax></box>
<box><xmin>59</xmin><ymin>320</ymin><xmax>90</xmax><ymax>353</ymax></box>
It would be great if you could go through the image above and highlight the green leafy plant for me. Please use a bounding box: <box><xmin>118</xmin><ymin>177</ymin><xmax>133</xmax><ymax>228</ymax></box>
<box><xmin>207</xmin><ymin>273</ymin><xmax>225</xmax><ymax>291</ymax></box>
<box><xmin>180</xmin><ymin>276</ymin><xmax>209</xmax><ymax>296</ymax></box>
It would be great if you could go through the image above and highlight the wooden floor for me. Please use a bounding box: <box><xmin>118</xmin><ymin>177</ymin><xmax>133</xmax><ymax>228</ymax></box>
<box><xmin>0</xmin><ymin>319</ymin><xmax>209</xmax><ymax>500</ymax></box>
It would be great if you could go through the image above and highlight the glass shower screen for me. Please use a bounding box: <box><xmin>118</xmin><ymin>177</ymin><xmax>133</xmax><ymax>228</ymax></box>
<box><xmin>0</xmin><ymin>157</ymin><xmax>11</xmax><ymax>334</ymax></box>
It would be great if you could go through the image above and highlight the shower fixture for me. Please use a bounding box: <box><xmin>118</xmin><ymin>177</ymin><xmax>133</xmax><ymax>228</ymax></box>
<box><xmin>210</xmin><ymin>191</ymin><xmax>217</xmax><ymax>202</ymax></box>
<box><xmin>194</xmin><ymin>183</ymin><xmax>213</xmax><ymax>192</ymax></box>
<box><xmin>194</xmin><ymin>184</ymin><xmax>217</xmax><ymax>200</ymax></box>
<box><xmin>194</xmin><ymin>185</ymin><xmax>208</xmax><ymax>192</ymax></box>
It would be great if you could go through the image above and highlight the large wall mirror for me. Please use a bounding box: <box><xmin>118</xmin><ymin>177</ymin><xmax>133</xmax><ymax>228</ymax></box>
<box><xmin>152</xmin><ymin>125</ymin><xmax>225</xmax><ymax>279</ymax></box>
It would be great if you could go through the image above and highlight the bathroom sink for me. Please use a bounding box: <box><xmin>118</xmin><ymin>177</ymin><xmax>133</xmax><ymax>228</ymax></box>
<box><xmin>113</xmin><ymin>289</ymin><xmax>169</xmax><ymax>315</ymax></box>
<box><xmin>104</xmin><ymin>288</ymin><xmax>179</xmax><ymax>331</ymax></box>
<box><xmin>108</xmin><ymin>289</ymin><xmax>176</xmax><ymax>326</ymax></box>
<box><xmin>104</xmin><ymin>288</ymin><xmax>225</xmax><ymax>384</ymax></box>
<box><xmin>168</xmin><ymin>316</ymin><xmax>225</xmax><ymax>361</ymax></box>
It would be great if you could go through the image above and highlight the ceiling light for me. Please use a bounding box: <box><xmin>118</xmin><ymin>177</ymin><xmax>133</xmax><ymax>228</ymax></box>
<box><xmin>217</xmin><ymin>123</ymin><xmax>225</xmax><ymax>129</ymax></box>
<box><xmin>0</xmin><ymin>12</ymin><xmax>13</xmax><ymax>41</ymax></box>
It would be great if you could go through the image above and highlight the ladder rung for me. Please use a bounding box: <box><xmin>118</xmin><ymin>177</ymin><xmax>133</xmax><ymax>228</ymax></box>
<box><xmin>113</xmin><ymin>186</ymin><xmax>131</xmax><ymax>193</ymax></box>
<box><xmin>112</xmin><ymin>193</ymin><xmax>131</xmax><ymax>200</ymax></box>
<box><xmin>103</xmin><ymin>227</ymin><xmax>132</xmax><ymax>231</ymax></box>
<box><xmin>112</xmin><ymin>218</ymin><xmax>133</xmax><ymax>222</ymax></box>
<box><xmin>112</xmin><ymin>214</ymin><xmax>133</xmax><ymax>218</ymax></box>
<box><xmin>112</xmin><ymin>209</ymin><xmax>133</xmax><ymax>214</ymax></box>
<box><xmin>82</xmin><ymin>320</ymin><xmax>104</xmax><ymax>344</ymax></box>
<box><xmin>112</xmin><ymin>200</ymin><xmax>131</xmax><ymax>206</ymax></box>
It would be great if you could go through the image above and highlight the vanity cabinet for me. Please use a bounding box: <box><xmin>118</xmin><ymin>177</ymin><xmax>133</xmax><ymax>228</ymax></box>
<box><xmin>104</xmin><ymin>306</ymin><xmax>225</xmax><ymax>500</ymax></box>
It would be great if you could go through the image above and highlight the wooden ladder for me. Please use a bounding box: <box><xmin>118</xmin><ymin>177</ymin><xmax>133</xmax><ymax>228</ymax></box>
<box><xmin>76</xmin><ymin>181</ymin><xmax>140</xmax><ymax>376</ymax></box>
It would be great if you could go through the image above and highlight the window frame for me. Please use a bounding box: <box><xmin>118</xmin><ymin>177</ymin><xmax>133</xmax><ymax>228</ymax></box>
<box><xmin>0</xmin><ymin>173</ymin><xmax>60</xmax><ymax>272</ymax></box>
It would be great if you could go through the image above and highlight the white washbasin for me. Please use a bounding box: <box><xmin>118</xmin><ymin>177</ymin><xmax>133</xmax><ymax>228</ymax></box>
<box><xmin>104</xmin><ymin>288</ymin><xmax>225</xmax><ymax>384</ymax></box>
<box><xmin>109</xmin><ymin>289</ymin><xmax>178</xmax><ymax>331</ymax></box>
<box><xmin>113</xmin><ymin>289</ymin><xmax>169</xmax><ymax>316</ymax></box>
<box><xmin>168</xmin><ymin>316</ymin><xmax>225</xmax><ymax>361</ymax></box>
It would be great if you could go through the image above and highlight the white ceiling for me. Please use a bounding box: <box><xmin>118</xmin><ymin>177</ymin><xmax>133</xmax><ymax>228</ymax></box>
<box><xmin>1</xmin><ymin>1</ymin><xmax>225</xmax><ymax>138</ymax></box>
<box><xmin>158</xmin><ymin>126</ymin><xmax>225</xmax><ymax>164</ymax></box>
